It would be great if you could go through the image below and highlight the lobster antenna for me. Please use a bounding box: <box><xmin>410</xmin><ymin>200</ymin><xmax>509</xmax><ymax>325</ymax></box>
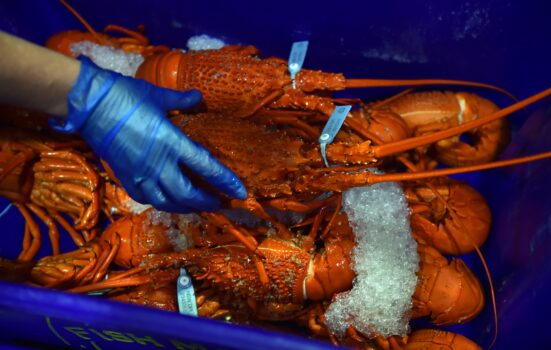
<box><xmin>103</xmin><ymin>24</ymin><xmax>149</xmax><ymax>45</ymax></box>
<box><xmin>70</xmin><ymin>275</ymin><xmax>152</xmax><ymax>294</ymax></box>
<box><xmin>369</xmin><ymin>88</ymin><xmax>416</xmax><ymax>110</ymax></box>
<box><xmin>345</xmin><ymin>78</ymin><xmax>516</xmax><ymax>101</ymax></box>
<box><xmin>91</xmin><ymin>235</ymin><xmax>122</xmax><ymax>283</ymax></box>
<box><xmin>59</xmin><ymin>0</ymin><xmax>109</xmax><ymax>46</ymax></box>
<box><xmin>366</xmin><ymin>150</ymin><xmax>551</xmax><ymax>184</ymax></box>
<box><xmin>475</xmin><ymin>243</ymin><xmax>498</xmax><ymax>349</ymax></box>
<box><xmin>373</xmin><ymin>88</ymin><xmax>551</xmax><ymax>158</ymax></box>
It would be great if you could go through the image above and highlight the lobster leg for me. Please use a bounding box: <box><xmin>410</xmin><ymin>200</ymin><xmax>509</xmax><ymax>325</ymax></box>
<box><xmin>258</xmin><ymin>112</ymin><xmax>320</xmax><ymax>140</ymax></box>
<box><xmin>81</xmin><ymin>228</ymin><xmax>99</xmax><ymax>242</ymax></box>
<box><xmin>229</xmin><ymin>197</ymin><xmax>292</xmax><ymax>239</ymax></box>
<box><xmin>196</xmin><ymin>288</ymin><xmax>232</xmax><ymax>319</ymax></box>
<box><xmin>90</xmin><ymin>236</ymin><xmax>120</xmax><ymax>284</ymax></box>
<box><xmin>265</xmin><ymin>194</ymin><xmax>337</xmax><ymax>213</ymax></box>
<box><xmin>271</xmin><ymin>89</ymin><xmax>339</xmax><ymax>118</ymax></box>
<box><xmin>307</xmin><ymin>304</ymin><xmax>333</xmax><ymax>339</ymax></box>
<box><xmin>30</xmin><ymin>238</ymin><xmax>119</xmax><ymax>289</ymax></box>
<box><xmin>300</xmin><ymin>207</ymin><xmax>328</xmax><ymax>252</ymax></box>
<box><xmin>295</xmin><ymin>150</ymin><xmax>551</xmax><ymax>193</ymax></box>
<box><xmin>201</xmin><ymin>212</ymin><xmax>262</xmax><ymax>255</ymax></box>
<box><xmin>70</xmin><ymin>274</ymin><xmax>152</xmax><ymax>294</ymax></box>
<box><xmin>31</xmin><ymin>150</ymin><xmax>101</xmax><ymax>230</ymax></box>
<box><xmin>14</xmin><ymin>203</ymin><xmax>41</xmax><ymax>261</ymax></box>
<box><xmin>21</xmin><ymin>219</ymin><xmax>31</xmax><ymax>258</ymax></box>
<box><xmin>102</xmin><ymin>182</ymin><xmax>137</xmax><ymax>218</ymax></box>
<box><xmin>48</xmin><ymin>209</ymin><xmax>85</xmax><ymax>246</ymax></box>
<box><xmin>69</xmin><ymin>266</ymin><xmax>178</xmax><ymax>294</ymax></box>
<box><xmin>26</xmin><ymin>203</ymin><xmax>60</xmax><ymax>256</ymax></box>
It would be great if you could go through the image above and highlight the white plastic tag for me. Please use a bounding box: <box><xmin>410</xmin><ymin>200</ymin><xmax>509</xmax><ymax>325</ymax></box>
<box><xmin>177</xmin><ymin>267</ymin><xmax>198</xmax><ymax>316</ymax></box>
<box><xmin>0</xmin><ymin>203</ymin><xmax>12</xmax><ymax>219</ymax></box>
<box><xmin>319</xmin><ymin>105</ymin><xmax>352</xmax><ymax>167</ymax></box>
<box><xmin>288</xmin><ymin>41</ymin><xmax>309</xmax><ymax>88</ymax></box>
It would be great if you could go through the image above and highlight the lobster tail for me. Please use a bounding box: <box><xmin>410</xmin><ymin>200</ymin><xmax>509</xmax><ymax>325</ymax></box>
<box><xmin>304</xmin><ymin>223</ymin><xmax>356</xmax><ymax>301</ymax></box>
<box><xmin>406</xmin><ymin>179</ymin><xmax>492</xmax><ymax>255</ymax></box>
<box><xmin>403</xmin><ymin>329</ymin><xmax>482</xmax><ymax>350</ymax></box>
<box><xmin>433</xmin><ymin>92</ymin><xmax>511</xmax><ymax>166</ymax></box>
<box><xmin>412</xmin><ymin>244</ymin><xmax>484</xmax><ymax>325</ymax></box>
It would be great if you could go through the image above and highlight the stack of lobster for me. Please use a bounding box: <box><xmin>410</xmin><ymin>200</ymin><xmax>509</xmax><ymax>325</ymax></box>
<box><xmin>2</xmin><ymin>5</ymin><xmax>551</xmax><ymax>349</ymax></box>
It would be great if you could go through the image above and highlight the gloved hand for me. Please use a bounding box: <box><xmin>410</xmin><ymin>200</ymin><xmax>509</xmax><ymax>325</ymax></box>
<box><xmin>50</xmin><ymin>57</ymin><xmax>246</xmax><ymax>213</ymax></box>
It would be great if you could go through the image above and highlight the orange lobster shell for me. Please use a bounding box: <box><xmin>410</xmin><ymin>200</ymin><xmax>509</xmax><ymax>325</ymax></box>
<box><xmin>403</xmin><ymin>329</ymin><xmax>482</xmax><ymax>350</ymax></box>
<box><xmin>136</xmin><ymin>47</ymin><xmax>347</xmax><ymax>117</ymax></box>
<box><xmin>99</xmin><ymin>208</ymin><xmax>179</xmax><ymax>268</ymax></box>
<box><xmin>405</xmin><ymin>178</ymin><xmax>491</xmax><ymax>255</ymax></box>
<box><xmin>412</xmin><ymin>243</ymin><xmax>484</xmax><ymax>325</ymax></box>
<box><xmin>377</xmin><ymin>91</ymin><xmax>511</xmax><ymax>166</ymax></box>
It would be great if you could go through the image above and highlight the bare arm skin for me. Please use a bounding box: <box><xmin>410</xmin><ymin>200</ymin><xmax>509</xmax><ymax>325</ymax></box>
<box><xmin>0</xmin><ymin>31</ymin><xmax>80</xmax><ymax>117</ymax></box>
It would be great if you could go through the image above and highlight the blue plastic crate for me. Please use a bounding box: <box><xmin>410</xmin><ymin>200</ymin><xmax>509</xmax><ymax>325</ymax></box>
<box><xmin>0</xmin><ymin>0</ymin><xmax>550</xmax><ymax>349</ymax></box>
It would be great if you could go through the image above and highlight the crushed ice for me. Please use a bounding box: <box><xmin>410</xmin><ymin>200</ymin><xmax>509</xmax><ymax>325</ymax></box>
<box><xmin>324</xmin><ymin>173</ymin><xmax>419</xmax><ymax>338</ymax></box>
<box><xmin>186</xmin><ymin>34</ymin><xmax>226</xmax><ymax>51</ymax></box>
<box><xmin>71</xmin><ymin>41</ymin><xmax>144</xmax><ymax>77</ymax></box>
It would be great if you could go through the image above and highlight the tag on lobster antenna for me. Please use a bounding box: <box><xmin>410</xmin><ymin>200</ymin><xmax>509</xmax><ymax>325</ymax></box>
<box><xmin>288</xmin><ymin>41</ymin><xmax>309</xmax><ymax>89</ymax></box>
<box><xmin>319</xmin><ymin>105</ymin><xmax>352</xmax><ymax>167</ymax></box>
<box><xmin>177</xmin><ymin>267</ymin><xmax>198</xmax><ymax>316</ymax></box>
<box><xmin>86</xmin><ymin>273</ymin><xmax>111</xmax><ymax>296</ymax></box>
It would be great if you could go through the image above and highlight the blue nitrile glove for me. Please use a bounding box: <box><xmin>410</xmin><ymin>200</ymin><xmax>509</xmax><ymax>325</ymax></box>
<box><xmin>50</xmin><ymin>57</ymin><xmax>247</xmax><ymax>213</ymax></box>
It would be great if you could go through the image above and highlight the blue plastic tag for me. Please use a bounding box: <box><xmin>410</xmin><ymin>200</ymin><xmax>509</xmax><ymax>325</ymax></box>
<box><xmin>86</xmin><ymin>274</ymin><xmax>111</xmax><ymax>296</ymax></box>
<box><xmin>319</xmin><ymin>105</ymin><xmax>352</xmax><ymax>167</ymax></box>
<box><xmin>288</xmin><ymin>41</ymin><xmax>309</xmax><ymax>88</ymax></box>
<box><xmin>177</xmin><ymin>268</ymin><xmax>198</xmax><ymax>316</ymax></box>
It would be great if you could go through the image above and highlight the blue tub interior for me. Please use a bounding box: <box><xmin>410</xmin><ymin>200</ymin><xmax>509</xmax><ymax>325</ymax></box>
<box><xmin>0</xmin><ymin>0</ymin><xmax>550</xmax><ymax>349</ymax></box>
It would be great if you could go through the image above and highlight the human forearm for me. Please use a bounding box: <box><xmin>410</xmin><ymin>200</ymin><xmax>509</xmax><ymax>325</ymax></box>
<box><xmin>0</xmin><ymin>31</ymin><xmax>80</xmax><ymax>117</ymax></box>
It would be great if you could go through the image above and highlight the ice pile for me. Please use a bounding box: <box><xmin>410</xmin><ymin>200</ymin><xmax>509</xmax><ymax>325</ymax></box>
<box><xmin>186</xmin><ymin>34</ymin><xmax>226</xmax><ymax>51</ymax></box>
<box><xmin>324</xmin><ymin>176</ymin><xmax>419</xmax><ymax>338</ymax></box>
<box><xmin>71</xmin><ymin>41</ymin><xmax>144</xmax><ymax>77</ymax></box>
